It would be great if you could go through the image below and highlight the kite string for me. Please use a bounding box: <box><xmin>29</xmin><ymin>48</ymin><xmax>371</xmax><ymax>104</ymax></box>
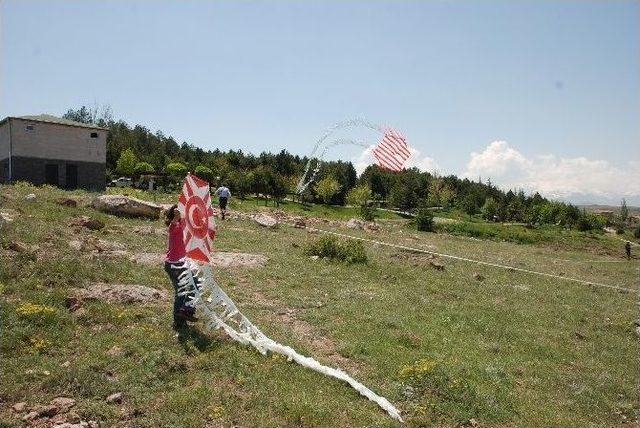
<box><xmin>288</xmin><ymin>224</ymin><xmax>635</xmax><ymax>294</ymax></box>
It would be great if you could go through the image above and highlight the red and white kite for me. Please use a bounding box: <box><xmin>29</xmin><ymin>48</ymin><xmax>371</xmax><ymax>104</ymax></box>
<box><xmin>372</xmin><ymin>127</ymin><xmax>411</xmax><ymax>172</ymax></box>
<box><xmin>177</xmin><ymin>173</ymin><xmax>217</xmax><ymax>263</ymax></box>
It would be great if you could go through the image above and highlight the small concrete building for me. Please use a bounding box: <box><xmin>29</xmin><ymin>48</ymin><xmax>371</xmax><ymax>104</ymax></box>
<box><xmin>0</xmin><ymin>114</ymin><xmax>107</xmax><ymax>190</ymax></box>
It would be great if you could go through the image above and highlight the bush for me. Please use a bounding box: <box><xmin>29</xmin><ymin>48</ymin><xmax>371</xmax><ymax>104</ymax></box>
<box><xmin>134</xmin><ymin>162</ymin><xmax>155</xmax><ymax>175</ymax></box>
<box><xmin>341</xmin><ymin>240</ymin><xmax>368</xmax><ymax>264</ymax></box>
<box><xmin>116</xmin><ymin>148</ymin><xmax>137</xmax><ymax>176</ymax></box>
<box><xmin>304</xmin><ymin>235</ymin><xmax>367</xmax><ymax>264</ymax></box>
<box><xmin>416</xmin><ymin>207</ymin><xmax>434</xmax><ymax>232</ymax></box>
<box><xmin>360</xmin><ymin>204</ymin><xmax>376</xmax><ymax>221</ymax></box>
<box><xmin>165</xmin><ymin>162</ymin><xmax>188</xmax><ymax>179</ymax></box>
<box><xmin>634</xmin><ymin>224</ymin><xmax>640</xmax><ymax>239</ymax></box>
<box><xmin>576</xmin><ymin>213</ymin><xmax>605</xmax><ymax>232</ymax></box>
<box><xmin>347</xmin><ymin>185</ymin><xmax>375</xmax><ymax>220</ymax></box>
<box><xmin>194</xmin><ymin>165</ymin><xmax>214</xmax><ymax>182</ymax></box>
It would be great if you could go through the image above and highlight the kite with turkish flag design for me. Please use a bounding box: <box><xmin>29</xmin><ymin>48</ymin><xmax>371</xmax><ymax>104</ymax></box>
<box><xmin>177</xmin><ymin>173</ymin><xmax>217</xmax><ymax>263</ymax></box>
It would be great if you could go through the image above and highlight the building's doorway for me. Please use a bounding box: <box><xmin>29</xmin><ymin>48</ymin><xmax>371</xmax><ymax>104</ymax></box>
<box><xmin>66</xmin><ymin>164</ymin><xmax>78</xmax><ymax>189</ymax></box>
<box><xmin>45</xmin><ymin>164</ymin><xmax>59</xmax><ymax>186</ymax></box>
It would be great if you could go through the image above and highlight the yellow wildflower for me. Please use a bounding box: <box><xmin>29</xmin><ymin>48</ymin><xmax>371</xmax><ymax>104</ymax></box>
<box><xmin>208</xmin><ymin>405</ymin><xmax>225</xmax><ymax>419</ymax></box>
<box><xmin>399</xmin><ymin>358</ymin><xmax>438</xmax><ymax>379</ymax></box>
<box><xmin>16</xmin><ymin>303</ymin><xmax>56</xmax><ymax>316</ymax></box>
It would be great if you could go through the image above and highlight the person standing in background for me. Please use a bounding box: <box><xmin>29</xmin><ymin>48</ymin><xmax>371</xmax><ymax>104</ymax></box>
<box><xmin>215</xmin><ymin>185</ymin><xmax>231</xmax><ymax>220</ymax></box>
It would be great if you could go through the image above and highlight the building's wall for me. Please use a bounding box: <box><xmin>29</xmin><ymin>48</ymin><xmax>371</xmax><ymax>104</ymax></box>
<box><xmin>11</xmin><ymin>118</ymin><xmax>106</xmax><ymax>163</ymax></box>
<box><xmin>0</xmin><ymin>158</ymin><xmax>8</xmax><ymax>184</ymax></box>
<box><xmin>11</xmin><ymin>156</ymin><xmax>106</xmax><ymax>191</ymax></box>
<box><xmin>0</xmin><ymin>120</ymin><xmax>10</xmax><ymax>160</ymax></box>
<box><xmin>0</xmin><ymin>121</ymin><xmax>10</xmax><ymax>183</ymax></box>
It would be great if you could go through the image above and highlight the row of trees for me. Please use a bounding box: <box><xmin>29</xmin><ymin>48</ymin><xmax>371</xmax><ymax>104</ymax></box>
<box><xmin>64</xmin><ymin>106</ymin><xmax>613</xmax><ymax>230</ymax></box>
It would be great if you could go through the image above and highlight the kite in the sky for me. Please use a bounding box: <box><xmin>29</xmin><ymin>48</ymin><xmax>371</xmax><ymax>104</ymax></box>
<box><xmin>372</xmin><ymin>127</ymin><xmax>411</xmax><ymax>172</ymax></box>
<box><xmin>173</xmin><ymin>173</ymin><xmax>403</xmax><ymax>422</ymax></box>
<box><xmin>296</xmin><ymin>118</ymin><xmax>413</xmax><ymax>194</ymax></box>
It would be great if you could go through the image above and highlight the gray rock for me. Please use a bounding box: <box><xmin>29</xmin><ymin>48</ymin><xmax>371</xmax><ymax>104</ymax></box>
<box><xmin>346</xmin><ymin>218</ymin><xmax>364</xmax><ymax>229</ymax></box>
<box><xmin>106</xmin><ymin>392</ymin><xmax>123</xmax><ymax>404</ymax></box>
<box><xmin>11</xmin><ymin>402</ymin><xmax>27</xmax><ymax>412</ymax></box>
<box><xmin>254</xmin><ymin>213</ymin><xmax>278</xmax><ymax>228</ymax></box>
<box><xmin>50</xmin><ymin>397</ymin><xmax>76</xmax><ymax>412</ymax></box>
<box><xmin>93</xmin><ymin>195</ymin><xmax>162</xmax><ymax>219</ymax></box>
<box><xmin>0</xmin><ymin>209</ymin><xmax>17</xmax><ymax>223</ymax></box>
<box><xmin>22</xmin><ymin>404</ymin><xmax>58</xmax><ymax>421</ymax></box>
<box><xmin>25</xmin><ymin>193</ymin><xmax>36</xmax><ymax>200</ymax></box>
<box><xmin>430</xmin><ymin>260</ymin><xmax>445</xmax><ymax>271</ymax></box>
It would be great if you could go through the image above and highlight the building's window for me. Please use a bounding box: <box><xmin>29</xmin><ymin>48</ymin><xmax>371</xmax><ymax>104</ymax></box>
<box><xmin>90</xmin><ymin>132</ymin><xmax>98</xmax><ymax>138</ymax></box>
<box><xmin>26</xmin><ymin>125</ymin><xmax>35</xmax><ymax>131</ymax></box>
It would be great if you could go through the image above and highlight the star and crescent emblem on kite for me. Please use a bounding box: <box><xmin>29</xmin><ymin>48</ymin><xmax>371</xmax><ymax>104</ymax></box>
<box><xmin>177</xmin><ymin>173</ymin><xmax>217</xmax><ymax>263</ymax></box>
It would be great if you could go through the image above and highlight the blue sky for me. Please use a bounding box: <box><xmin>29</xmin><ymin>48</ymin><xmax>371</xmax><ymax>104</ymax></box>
<box><xmin>2</xmin><ymin>1</ymin><xmax>639</xmax><ymax>204</ymax></box>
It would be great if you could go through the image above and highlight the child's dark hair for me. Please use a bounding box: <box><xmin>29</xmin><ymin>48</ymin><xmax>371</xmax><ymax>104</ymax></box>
<box><xmin>165</xmin><ymin>204</ymin><xmax>178</xmax><ymax>226</ymax></box>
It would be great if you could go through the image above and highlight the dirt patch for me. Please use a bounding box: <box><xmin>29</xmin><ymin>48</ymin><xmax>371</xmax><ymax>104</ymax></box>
<box><xmin>73</xmin><ymin>283</ymin><xmax>168</xmax><ymax>305</ymax></box>
<box><xmin>131</xmin><ymin>225</ymin><xmax>166</xmax><ymax>236</ymax></box>
<box><xmin>249</xmin><ymin>289</ymin><xmax>359</xmax><ymax>372</ymax></box>
<box><xmin>11</xmin><ymin>396</ymin><xmax>99</xmax><ymax>427</ymax></box>
<box><xmin>68</xmin><ymin>216</ymin><xmax>105</xmax><ymax>230</ymax></box>
<box><xmin>68</xmin><ymin>236</ymin><xmax>129</xmax><ymax>259</ymax></box>
<box><xmin>211</xmin><ymin>252</ymin><xmax>268</xmax><ymax>267</ymax></box>
<box><xmin>391</xmin><ymin>251</ymin><xmax>438</xmax><ymax>266</ymax></box>
<box><xmin>134</xmin><ymin>252</ymin><xmax>268</xmax><ymax>268</ymax></box>
<box><xmin>134</xmin><ymin>252</ymin><xmax>165</xmax><ymax>266</ymax></box>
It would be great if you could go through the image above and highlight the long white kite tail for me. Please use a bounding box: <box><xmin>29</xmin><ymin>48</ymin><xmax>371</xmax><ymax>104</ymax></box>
<box><xmin>175</xmin><ymin>259</ymin><xmax>403</xmax><ymax>422</ymax></box>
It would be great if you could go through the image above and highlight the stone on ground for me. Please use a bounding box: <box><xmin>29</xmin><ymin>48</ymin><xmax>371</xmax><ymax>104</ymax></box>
<box><xmin>346</xmin><ymin>218</ymin><xmax>364</xmax><ymax>229</ymax></box>
<box><xmin>50</xmin><ymin>397</ymin><xmax>76</xmax><ymax>413</ymax></box>
<box><xmin>364</xmin><ymin>222</ymin><xmax>380</xmax><ymax>231</ymax></box>
<box><xmin>430</xmin><ymin>260</ymin><xmax>445</xmax><ymax>271</ymax></box>
<box><xmin>0</xmin><ymin>208</ymin><xmax>17</xmax><ymax>225</ymax></box>
<box><xmin>68</xmin><ymin>236</ymin><xmax>127</xmax><ymax>257</ymax></box>
<box><xmin>11</xmin><ymin>402</ymin><xmax>26</xmax><ymax>412</ymax></box>
<box><xmin>74</xmin><ymin>283</ymin><xmax>168</xmax><ymax>305</ymax></box>
<box><xmin>106</xmin><ymin>392</ymin><xmax>123</xmax><ymax>404</ymax></box>
<box><xmin>68</xmin><ymin>216</ymin><xmax>105</xmax><ymax>230</ymax></box>
<box><xmin>92</xmin><ymin>194</ymin><xmax>163</xmax><ymax>219</ymax></box>
<box><xmin>254</xmin><ymin>213</ymin><xmax>278</xmax><ymax>228</ymax></box>
<box><xmin>7</xmin><ymin>241</ymin><xmax>35</xmax><ymax>254</ymax></box>
<box><xmin>23</xmin><ymin>404</ymin><xmax>58</xmax><ymax>422</ymax></box>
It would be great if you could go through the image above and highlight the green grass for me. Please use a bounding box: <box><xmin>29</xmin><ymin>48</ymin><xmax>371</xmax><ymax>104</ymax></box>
<box><xmin>1</xmin><ymin>182</ymin><xmax>639</xmax><ymax>427</ymax></box>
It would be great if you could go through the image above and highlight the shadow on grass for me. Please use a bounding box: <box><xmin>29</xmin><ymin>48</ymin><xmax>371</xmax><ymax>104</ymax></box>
<box><xmin>176</xmin><ymin>325</ymin><xmax>221</xmax><ymax>354</ymax></box>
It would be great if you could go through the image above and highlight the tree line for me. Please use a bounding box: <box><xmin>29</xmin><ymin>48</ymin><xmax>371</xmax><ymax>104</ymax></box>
<box><xmin>64</xmin><ymin>106</ymin><xmax>621</xmax><ymax>231</ymax></box>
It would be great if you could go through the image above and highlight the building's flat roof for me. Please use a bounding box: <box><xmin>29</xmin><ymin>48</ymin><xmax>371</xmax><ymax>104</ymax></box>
<box><xmin>0</xmin><ymin>114</ymin><xmax>109</xmax><ymax>131</ymax></box>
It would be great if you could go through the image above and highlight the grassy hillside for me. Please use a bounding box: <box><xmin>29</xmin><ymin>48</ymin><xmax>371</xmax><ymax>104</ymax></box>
<box><xmin>1</xmin><ymin>183</ymin><xmax>638</xmax><ymax>427</ymax></box>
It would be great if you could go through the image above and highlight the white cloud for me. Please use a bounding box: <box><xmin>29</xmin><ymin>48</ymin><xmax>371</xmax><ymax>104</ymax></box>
<box><xmin>462</xmin><ymin>140</ymin><xmax>640</xmax><ymax>203</ymax></box>
<box><xmin>353</xmin><ymin>146</ymin><xmax>440</xmax><ymax>175</ymax></box>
